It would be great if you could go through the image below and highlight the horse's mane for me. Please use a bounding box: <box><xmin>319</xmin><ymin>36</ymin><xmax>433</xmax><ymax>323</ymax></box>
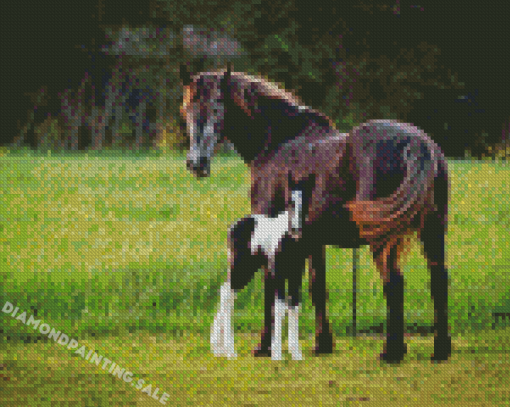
<box><xmin>193</xmin><ymin>69</ymin><xmax>335</xmax><ymax>129</ymax></box>
<box><xmin>233</xmin><ymin>72</ymin><xmax>335</xmax><ymax>129</ymax></box>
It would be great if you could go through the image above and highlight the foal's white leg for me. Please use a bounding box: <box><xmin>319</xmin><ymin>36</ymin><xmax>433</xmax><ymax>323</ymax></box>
<box><xmin>271</xmin><ymin>296</ymin><xmax>286</xmax><ymax>361</ymax></box>
<box><xmin>210</xmin><ymin>293</ymin><xmax>223</xmax><ymax>354</ymax></box>
<box><xmin>211</xmin><ymin>281</ymin><xmax>237</xmax><ymax>358</ymax></box>
<box><xmin>290</xmin><ymin>190</ymin><xmax>303</xmax><ymax>239</ymax></box>
<box><xmin>288</xmin><ymin>303</ymin><xmax>303</xmax><ymax>360</ymax></box>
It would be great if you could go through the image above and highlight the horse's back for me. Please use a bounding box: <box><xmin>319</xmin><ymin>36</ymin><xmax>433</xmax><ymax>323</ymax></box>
<box><xmin>348</xmin><ymin>120</ymin><xmax>446</xmax><ymax>167</ymax></box>
<box><xmin>250</xmin><ymin>125</ymin><xmax>351</xmax><ymax>217</ymax></box>
<box><xmin>347</xmin><ymin>120</ymin><xmax>447</xmax><ymax>200</ymax></box>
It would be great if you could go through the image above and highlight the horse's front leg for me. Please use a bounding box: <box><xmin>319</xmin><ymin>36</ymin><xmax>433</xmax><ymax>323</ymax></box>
<box><xmin>255</xmin><ymin>236</ymin><xmax>305</xmax><ymax>361</ymax></box>
<box><xmin>269</xmin><ymin>256</ymin><xmax>287</xmax><ymax>361</ymax></box>
<box><xmin>250</xmin><ymin>211</ymin><xmax>304</xmax><ymax>360</ymax></box>
<box><xmin>253</xmin><ymin>263</ymin><xmax>274</xmax><ymax>357</ymax></box>
<box><xmin>287</xmin><ymin>247</ymin><xmax>305</xmax><ymax>360</ymax></box>
<box><xmin>250</xmin><ymin>212</ymin><xmax>290</xmax><ymax>358</ymax></box>
<box><xmin>309</xmin><ymin>245</ymin><xmax>334</xmax><ymax>354</ymax></box>
<box><xmin>259</xmin><ymin>254</ymin><xmax>291</xmax><ymax>361</ymax></box>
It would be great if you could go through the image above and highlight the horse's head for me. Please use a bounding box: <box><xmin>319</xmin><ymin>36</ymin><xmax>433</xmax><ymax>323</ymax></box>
<box><xmin>180</xmin><ymin>63</ymin><xmax>232</xmax><ymax>178</ymax></box>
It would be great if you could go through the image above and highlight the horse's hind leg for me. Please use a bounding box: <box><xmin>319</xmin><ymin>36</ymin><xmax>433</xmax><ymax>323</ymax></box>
<box><xmin>212</xmin><ymin>217</ymin><xmax>263</xmax><ymax>358</ymax></box>
<box><xmin>420</xmin><ymin>206</ymin><xmax>451</xmax><ymax>361</ymax></box>
<box><xmin>373</xmin><ymin>238</ymin><xmax>408</xmax><ymax>363</ymax></box>
<box><xmin>309</xmin><ymin>245</ymin><xmax>334</xmax><ymax>354</ymax></box>
<box><xmin>211</xmin><ymin>280</ymin><xmax>238</xmax><ymax>358</ymax></box>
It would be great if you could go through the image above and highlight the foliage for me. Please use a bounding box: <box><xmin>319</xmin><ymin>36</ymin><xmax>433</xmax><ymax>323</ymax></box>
<box><xmin>34</xmin><ymin>116</ymin><xmax>64</xmax><ymax>150</ymax></box>
<box><xmin>6</xmin><ymin>1</ymin><xmax>507</xmax><ymax>159</ymax></box>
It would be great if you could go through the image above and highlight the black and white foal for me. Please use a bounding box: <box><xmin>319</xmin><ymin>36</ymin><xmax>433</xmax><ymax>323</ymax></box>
<box><xmin>211</xmin><ymin>189</ymin><xmax>306</xmax><ymax>360</ymax></box>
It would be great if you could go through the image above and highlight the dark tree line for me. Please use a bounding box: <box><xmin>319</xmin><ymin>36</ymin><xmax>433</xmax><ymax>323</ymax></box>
<box><xmin>1</xmin><ymin>1</ymin><xmax>110</xmax><ymax>148</ymax></box>
<box><xmin>1</xmin><ymin>0</ymin><xmax>508</xmax><ymax>158</ymax></box>
<box><xmin>249</xmin><ymin>0</ymin><xmax>509</xmax><ymax>158</ymax></box>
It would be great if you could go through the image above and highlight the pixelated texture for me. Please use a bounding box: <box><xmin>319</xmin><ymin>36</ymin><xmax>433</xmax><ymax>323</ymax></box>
<box><xmin>1</xmin><ymin>1</ymin><xmax>509</xmax><ymax>405</ymax></box>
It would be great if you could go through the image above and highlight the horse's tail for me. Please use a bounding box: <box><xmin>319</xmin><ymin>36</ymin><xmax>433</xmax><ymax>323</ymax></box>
<box><xmin>346</xmin><ymin>121</ymin><xmax>440</xmax><ymax>254</ymax></box>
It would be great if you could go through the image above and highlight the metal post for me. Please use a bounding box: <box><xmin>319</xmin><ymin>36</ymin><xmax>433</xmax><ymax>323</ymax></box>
<box><xmin>352</xmin><ymin>248</ymin><xmax>359</xmax><ymax>337</ymax></box>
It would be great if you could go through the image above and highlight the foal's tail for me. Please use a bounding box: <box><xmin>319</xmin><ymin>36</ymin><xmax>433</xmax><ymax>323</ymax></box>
<box><xmin>346</xmin><ymin>121</ymin><xmax>441</xmax><ymax>254</ymax></box>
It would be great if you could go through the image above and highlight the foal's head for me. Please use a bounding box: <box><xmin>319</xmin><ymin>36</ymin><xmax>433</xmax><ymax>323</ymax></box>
<box><xmin>180</xmin><ymin>63</ymin><xmax>232</xmax><ymax>177</ymax></box>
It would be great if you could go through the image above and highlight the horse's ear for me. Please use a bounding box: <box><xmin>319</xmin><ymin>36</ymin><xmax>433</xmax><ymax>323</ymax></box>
<box><xmin>180</xmin><ymin>63</ymin><xmax>192</xmax><ymax>86</ymax></box>
<box><xmin>225</xmin><ymin>62</ymin><xmax>232</xmax><ymax>81</ymax></box>
<box><xmin>222</xmin><ymin>62</ymin><xmax>232</xmax><ymax>101</ymax></box>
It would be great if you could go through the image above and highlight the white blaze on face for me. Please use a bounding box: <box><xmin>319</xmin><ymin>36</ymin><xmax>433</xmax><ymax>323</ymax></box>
<box><xmin>202</xmin><ymin>122</ymin><xmax>218</xmax><ymax>157</ymax></box>
<box><xmin>186</xmin><ymin>120</ymin><xmax>200</xmax><ymax>163</ymax></box>
<box><xmin>187</xmin><ymin>123</ymin><xmax>216</xmax><ymax>163</ymax></box>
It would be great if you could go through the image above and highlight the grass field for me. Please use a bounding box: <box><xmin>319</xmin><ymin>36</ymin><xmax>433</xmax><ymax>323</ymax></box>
<box><xmin>0</xmin><ymin>149</ymin><xmax>509</xmax><ymax>405</ymax></box>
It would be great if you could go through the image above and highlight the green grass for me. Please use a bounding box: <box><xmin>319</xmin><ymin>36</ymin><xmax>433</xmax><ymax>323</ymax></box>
<box><xmin>0</xmin><ymin>152</ymin><xmax>508</xmax><ymax>337</ymax></box>
<box><xmin>0</xmin><ymin>151</ymin><xmax>509</xmax><ymax>405</ymax></box>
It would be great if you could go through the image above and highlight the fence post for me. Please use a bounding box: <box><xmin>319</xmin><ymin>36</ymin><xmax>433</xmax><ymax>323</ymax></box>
<box><xmin>352</xmin><ymin>248</ymin><xmax>359</xmax><ymax>337</ymax></box>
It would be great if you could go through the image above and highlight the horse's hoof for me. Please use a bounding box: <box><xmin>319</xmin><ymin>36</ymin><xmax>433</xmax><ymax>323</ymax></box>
<box><xmin>380</xmin><ymin>343</ymin><xmax>407</xmax><ymax>363</ymax></box>
<box><xmin>431</xmin><ymin>337</ymin><xmax>452</xmax><ymax>362</ymax></box>
<box><xmin>212</xmin><ymin>347</ymin><xmax>237</xmax><ymax>359</ymax></box>
<box><xmin>291</xmin><ymin>351</ymin><xmax>303</xmax><ymax>361</ymax></box>
<box><xmin>313</xmin><ymin>346</ymin><xmax>333</xmax><ymax>355</ymax></box>
<box><xmin>271</xmin><ymin>348</ymin><xmax>283</xmax><ymax>361</ymax></box>
<box><xmin>252</xmin><ymin>346</ymin><xmax>271</xmax><ymax>358</ymax></box>
<box><xmin>313</xmin><ymin>333</ymin><xmax>334</xmax><ymax>354</ymax></box>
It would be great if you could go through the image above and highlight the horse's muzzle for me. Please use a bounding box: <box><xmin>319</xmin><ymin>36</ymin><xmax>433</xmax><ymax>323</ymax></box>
<box><xmin>186</xmin><ymin>157</ymin><xmax>210</xmax><ymax>177</ymax></box>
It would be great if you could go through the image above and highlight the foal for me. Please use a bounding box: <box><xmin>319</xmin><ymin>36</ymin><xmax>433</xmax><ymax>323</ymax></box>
<box><xmin>211</xmin><ymin>177</ymin><xmax>312</xmax><ymax>360</ymax></box>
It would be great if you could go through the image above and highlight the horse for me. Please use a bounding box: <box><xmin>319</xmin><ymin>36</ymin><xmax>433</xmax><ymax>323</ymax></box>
<box><xmin>180</xmin><ymin>62</ymin><xmax>451</xmax><ymax>363</ymax></box>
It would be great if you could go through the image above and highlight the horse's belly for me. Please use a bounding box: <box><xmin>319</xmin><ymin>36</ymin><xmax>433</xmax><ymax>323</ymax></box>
<box><xmin>305</xmin><ymin>208</ymin><xmax>367</xmax><ymax>248</ymax></box>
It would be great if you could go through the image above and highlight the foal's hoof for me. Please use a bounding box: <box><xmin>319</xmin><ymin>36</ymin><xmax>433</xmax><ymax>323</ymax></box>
<box><xmin>379</xmin><ymin>343</ymin><xmax>407</xmax><ymax>364</ymax></box>
<box><xmin>431</xmin><ymin>337</ymin><xmax>452</xmax><ymax>362</ymax></box>
<box><xmin>253</xmin><ymin>334</ymin><xmax>272</xmax><ymax>357</ymax></box>
<box><xmin>252</xmin><ymin>346</ymin><xmax>271</xmax><ymax>358</ymax></box>
<box><xmin>313</xmin><ymin>333</ymin><xmax>334</xmax><ymax>355</ymax></box>
<box><xmin>212</xmin><ymin>347</ymin><xmax>237</xmax><ymax>359</ymax></box>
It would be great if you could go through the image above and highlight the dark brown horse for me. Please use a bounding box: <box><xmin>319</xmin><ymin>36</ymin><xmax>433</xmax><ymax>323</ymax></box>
<box><xmin>180</xmin><ymin>62</ymin><xmax>451</xmax><ymax>363</ymax></box>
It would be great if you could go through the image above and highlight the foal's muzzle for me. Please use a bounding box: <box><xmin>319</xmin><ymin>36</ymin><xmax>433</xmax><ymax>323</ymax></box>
<box><xmin>186</xmin><ymin>156</ymin><xmax>210</xmax><ymax>177</ymax></box>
